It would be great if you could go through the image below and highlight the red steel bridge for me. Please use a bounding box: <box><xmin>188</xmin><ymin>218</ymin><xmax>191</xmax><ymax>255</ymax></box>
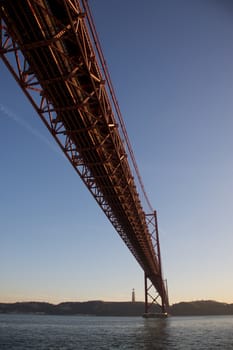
<box><xmin>0</xmin><ymin>0</ymin><xmax>169</xmax><ymax>314</ymax></box>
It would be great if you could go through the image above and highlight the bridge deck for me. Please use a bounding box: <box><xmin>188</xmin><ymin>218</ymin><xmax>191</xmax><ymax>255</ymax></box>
<box><xmin>0</xmin><ymin>0</ymin><xmax>168</xmax><ymax>307</ymax></box>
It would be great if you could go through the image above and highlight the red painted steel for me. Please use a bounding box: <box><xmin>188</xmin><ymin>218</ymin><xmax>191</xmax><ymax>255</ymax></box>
<box><xmin>0</xmin><ymin>0</ymin><xmax>168</xmax><ymax>312</ymax></box>
<box><xmin>145</xmin><ymin>212</ymin><xmax>169</xmax><ymax>313</ymax></box>
<box><xmin>81</xmin><ymin>0</ymin><xmax>154</xmax><ymax>213</ymax></box>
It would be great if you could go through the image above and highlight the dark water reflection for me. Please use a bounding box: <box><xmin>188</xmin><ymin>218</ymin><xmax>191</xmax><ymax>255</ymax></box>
<box><xmin>142</xmin><ymin>319</ymin><xmax>170</xmax><ymax>349</ymax></box>
<box><xmin>0</xmin><ymin>314</ymin><xmax>233</xmax><ymax>349</ymax></box>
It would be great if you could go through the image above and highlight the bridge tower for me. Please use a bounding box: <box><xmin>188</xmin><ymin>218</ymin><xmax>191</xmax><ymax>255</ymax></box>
<box><xmin>144</xmin><ymin>211</ymin><xmax>169</xmax><ymax>316</ymax></box>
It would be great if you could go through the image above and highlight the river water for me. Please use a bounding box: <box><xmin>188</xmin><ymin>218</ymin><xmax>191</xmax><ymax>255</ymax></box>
<box><xmin>0</xmin><ymin>314</ymin><xmax>233</xmax><ymax>349</ymax></box>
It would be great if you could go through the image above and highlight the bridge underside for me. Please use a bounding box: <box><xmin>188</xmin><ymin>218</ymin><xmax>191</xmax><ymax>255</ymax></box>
<box><xmin>0</xmin><ymin>0</ymin><xmax>168</xmax><ymax>311</ymax></box>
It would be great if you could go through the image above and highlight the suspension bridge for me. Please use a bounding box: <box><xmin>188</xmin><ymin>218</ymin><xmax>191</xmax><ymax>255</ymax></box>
<box><xmin>0</xmin><ymin>0</ymin><xmax>169</xmax><ymax>315</ymax></box>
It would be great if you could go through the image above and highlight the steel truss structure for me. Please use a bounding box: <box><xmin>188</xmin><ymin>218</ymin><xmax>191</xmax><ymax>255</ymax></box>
<box><xmin>145</xmin><ymin>212</ymin><xmax>169</xmax><ymax>313</ymax></box>
<box><xmin>0</xmin><ymin>0</ymin><xmax>168</xmax><ymax>312</ymax></box>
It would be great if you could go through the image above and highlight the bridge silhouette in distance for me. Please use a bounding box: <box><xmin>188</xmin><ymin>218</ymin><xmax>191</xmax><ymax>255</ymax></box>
<box><xmin>0</xmin><ymin>0</ymin><xmax>169</xmax><ymax>315</ymax></box>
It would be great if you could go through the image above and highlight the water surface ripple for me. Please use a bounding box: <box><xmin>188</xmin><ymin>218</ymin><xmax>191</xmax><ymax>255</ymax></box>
<box><xmin>0</xmin><ymin>314</ymin><xmax>233</xmax><ymax>349</ymax></box>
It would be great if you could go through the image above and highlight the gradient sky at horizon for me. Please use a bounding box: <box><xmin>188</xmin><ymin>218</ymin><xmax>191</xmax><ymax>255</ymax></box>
<box><xmin>0</xmin><ymin>0</ymin><xmax>233</xmax><ymax>305</ymax></box>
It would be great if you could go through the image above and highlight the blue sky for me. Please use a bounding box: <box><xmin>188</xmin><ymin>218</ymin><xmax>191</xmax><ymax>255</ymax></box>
<box><xmin>0</xmin><ymin>0</ymin><xmax>233</xmax><ymax>304</ymax></box>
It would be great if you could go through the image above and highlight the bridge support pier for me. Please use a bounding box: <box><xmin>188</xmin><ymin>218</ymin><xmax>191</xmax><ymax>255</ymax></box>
<box><xmin>144</xmin><ymin>273</ymin><xmax>167</xmax><ymax>317</ymax></box>
<box><xmin>143</xmin><ymin>211</ymin><xmax>169</xmax><ymax>318</ymax></box>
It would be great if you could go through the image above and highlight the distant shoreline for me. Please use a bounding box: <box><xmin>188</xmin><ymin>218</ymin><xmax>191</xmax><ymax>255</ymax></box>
<box><xmin>1</xmin><ymin>300</ymin><xmax>233</xmax><ymax>317</ymax></box>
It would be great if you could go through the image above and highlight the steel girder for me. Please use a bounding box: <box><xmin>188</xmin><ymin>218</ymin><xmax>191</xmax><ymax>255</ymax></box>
<box><xmin>0</xmin><ymin>0</ymin><xmax>168</xmax><ymax>307</ymax></box>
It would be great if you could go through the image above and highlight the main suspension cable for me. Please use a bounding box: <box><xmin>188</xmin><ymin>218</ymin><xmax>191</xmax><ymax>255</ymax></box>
<box><xmin>81</xmin><ymin>0</ymin><xmax>154</xmax><ymax>213</ymax></box>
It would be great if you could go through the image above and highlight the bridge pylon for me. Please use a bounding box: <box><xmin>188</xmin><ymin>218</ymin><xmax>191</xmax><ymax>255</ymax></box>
<box><xmin>144</xmin><ymin>211</ymin><xmax>169</xmax><ymax>317</ymax></box>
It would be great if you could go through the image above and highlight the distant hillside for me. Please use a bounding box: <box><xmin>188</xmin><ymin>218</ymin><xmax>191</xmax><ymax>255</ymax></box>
<box><xmin>0</xmin><ymin>302</ymin><xmax>54</xmax><ymax>315</ymax></box>
<box><xmin>0</xmin><ymin>300</ymin><xmax>233</xmax><ymax>316</ymax></box>
<box><xmin>169</xmin><ymin>300</ymin><xmax>233</xmax><ymax>316</ymax></box>
<box><xmin>0</xmin><ymin>301</ymin><xmax>152</xmax><ymax>316</ymax></box>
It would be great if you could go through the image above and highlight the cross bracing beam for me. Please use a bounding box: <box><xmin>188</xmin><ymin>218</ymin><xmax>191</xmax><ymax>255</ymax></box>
<box><xmin>0</xmin><ymin>0</ymin><xmax>168</xmax><ymax>310</ymax></box>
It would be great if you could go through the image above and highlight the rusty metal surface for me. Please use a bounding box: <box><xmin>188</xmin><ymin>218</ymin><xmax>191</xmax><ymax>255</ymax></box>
<box><xmin>0</xmin><ymin>0</ymin><xmax>168</xmax><ymax>309</ymax></box>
